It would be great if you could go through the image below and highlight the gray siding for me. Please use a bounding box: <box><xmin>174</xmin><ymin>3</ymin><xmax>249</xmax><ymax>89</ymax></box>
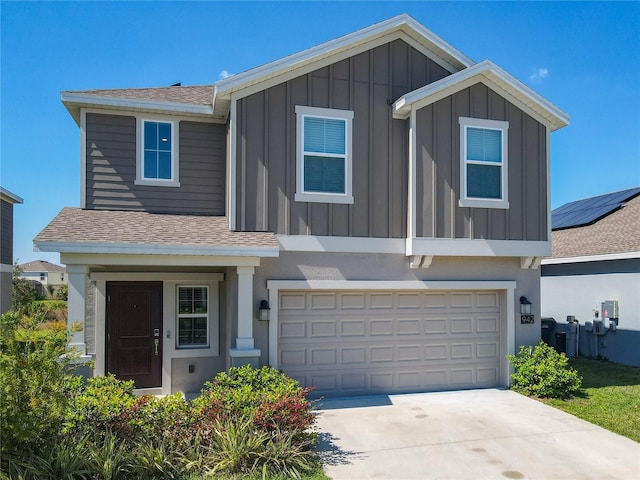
<box><xmin>415</xmin><ymin>83</ymin><xmax>548</xmax><ymax>241</ymax></box>
<box><xmin>0</xmin><ymin>271</ymin><xmax>12</xmax><ymax>314</ymax></box>
<box><xmin>1</xmin><ymin>200</ymin><xmax>13</xmax><ymax>265</ymax></box>
<box><xmin>85</xmin><ymin>113</ymin><xmax>226</xmax><ymax>215</ymax></box>
<box><xmin>235</xmin><ymin>39</ymin><xmax>450</xmax><ymax>237</ymax></box>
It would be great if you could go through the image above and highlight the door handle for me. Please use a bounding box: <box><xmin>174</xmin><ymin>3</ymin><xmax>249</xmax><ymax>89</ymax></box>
<box><xmin>154</xmin><ymin>338</ymin><xmax>159</xmax><ymax>356</ymax></box>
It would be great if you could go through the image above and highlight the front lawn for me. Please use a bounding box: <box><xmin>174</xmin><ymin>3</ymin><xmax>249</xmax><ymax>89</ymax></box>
<box><xmin>542</xmin><ymin>357</ymin><xmax>640</xmax><ymax>442</ymax></box>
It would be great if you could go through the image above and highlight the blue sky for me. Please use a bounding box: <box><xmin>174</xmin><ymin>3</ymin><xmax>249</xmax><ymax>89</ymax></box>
<box><xmin>1</xmin><ymin>1</ymin><xmax>639</xmax><ymax>266</ymax></box>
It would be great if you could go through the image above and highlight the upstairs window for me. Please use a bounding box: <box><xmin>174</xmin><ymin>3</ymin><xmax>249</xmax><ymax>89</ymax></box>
<box><xmin>295</xmin><ymin>106</ymin><xmax>354</xmax><ymax>204</ymax></box>
<box><xmin>459</xmin><ymin>117</ymin><xmax>509</xmax><ymax>209</ymax></box>
<box><xmin>136</xmin><ymin>118</ymin><xmax>180</xmax><ymax>187</ymax></box>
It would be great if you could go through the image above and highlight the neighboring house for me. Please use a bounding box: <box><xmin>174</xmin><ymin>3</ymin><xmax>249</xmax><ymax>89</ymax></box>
<box><xmin>34</xmin><ymin>14</ymin><xmax>569</xmax><ymax>397</ymax></box>
<box><xmin>1</xmin><ymin>187</ymin><xmax>23</xmax><ymax>314</ymax></box>
<box><xmin>19</xmin><ymin>260</ymin><xmax>67</xmax><ymax>285</ymax></box>
<box><xmin>18</xmin><ymin>260</ymin><xmax>68</xmax><ymax>297</ymax></box>
<box><xmin>541</xmin><ymin>187</ymin><xmax>640</xmax><ymax>367</ymax></box>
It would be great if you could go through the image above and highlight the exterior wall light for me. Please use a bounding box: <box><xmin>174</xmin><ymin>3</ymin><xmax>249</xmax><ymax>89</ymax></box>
<box><xmin>258</xmin><ymin>299</ymin><xmax>270</xmax><ymax>321</ymax></box>
<box><xmin>520</xmin><ymin>296</ymin><xmax>534</xmax><ymax>324</ymax></box>
<box><xmin>520</xmin><ymin>296</ymin><xmax>532</xmax><ymax>315</ymax></box>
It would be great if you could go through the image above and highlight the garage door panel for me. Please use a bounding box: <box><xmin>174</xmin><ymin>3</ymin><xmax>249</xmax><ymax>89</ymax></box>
<box><xmin>309</xmin><ymin>293</ymin><xmax>337</xmax><ymax>310</ymax></box>
<box><xmin>310</xmin><ymin>320</ymin><xmax>337</xmax><ymax>337</ymax></box>
<box><xmin>476</xmin><ymin>292</ymin><xmax>499</xmax><ymax>308</ymax></box>
<box><xmin>280</xmin><ymin>321</ymin><xmax>305</xmax><ymax>338</ymax></box>
<box><xmin>280</xmin><ymin>293</ymin><xmax>306</xmax><ymax>310</ymax></box>
<box><xmin>278</xmin><ymin>290</ymin><xmax>502</xmax><ymax>397</ymax></box>
<box><xmin>450</xmin><ymin>318</ymin><xmax>473</xmax><ymax>333</ymax></box>
<box><xmin>477</xmin><ymin>317</ymin><xmax>499</xmax><ymax>333</ymax></box>
<box><xmin>398</xmin><ymin>319</ymin><xmax>421</xmax><ymax>335</ymax></box>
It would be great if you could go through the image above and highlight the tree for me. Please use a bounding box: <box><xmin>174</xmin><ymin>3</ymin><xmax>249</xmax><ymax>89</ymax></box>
<box><xmin>11</xmin><ymin>263</ymin><xmax>40</xmax><ymax>313</ymax></box>
<box><xmin>56</xmin><ymin>283</ymin><xmax>68</xmax><ymax>301</ymax></box>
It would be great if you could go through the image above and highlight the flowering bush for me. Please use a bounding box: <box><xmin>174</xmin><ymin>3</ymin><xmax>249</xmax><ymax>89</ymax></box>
<box><xmin>193</xmin><ymin>365</ymin><xmax>316</xmax><ymax>437</ymax></box>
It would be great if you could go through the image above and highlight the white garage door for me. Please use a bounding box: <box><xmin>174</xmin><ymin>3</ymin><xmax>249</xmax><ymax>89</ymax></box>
<box><xmin>278</xmin><ymin>290</ymin><xmax>502</xmax><ymax>397</ymax></box>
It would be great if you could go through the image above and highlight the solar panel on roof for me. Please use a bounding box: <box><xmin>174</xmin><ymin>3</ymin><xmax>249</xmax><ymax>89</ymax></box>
<box><xmin>551</xmin><ymin>187</ymin><xmax>640</xmax><ymax>230</ymax></box>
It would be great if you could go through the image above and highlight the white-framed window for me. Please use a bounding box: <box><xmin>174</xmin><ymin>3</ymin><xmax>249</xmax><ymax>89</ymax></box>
<box><xmin>135</xmin><ymin>118</ymin><xmax>180</xmax><ymax>187</ymax></box>
<box><xmin>176</xmin><ymin>285</ymin><xmax>209</xmax><ymax>348</ymax></box>
<box><xmin>295</xmin><ymin>105</ymin><xmax>354</xmax><ymax>204</ymax></box>
<box><xmin>459</xmin><ymin>117</ymin><xmax>509</xmax><ymax>209</ymax></box>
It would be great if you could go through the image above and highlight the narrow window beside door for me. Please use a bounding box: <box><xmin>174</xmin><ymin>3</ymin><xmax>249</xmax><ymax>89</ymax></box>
<box><xmin>177</xmin><ymin>286</ymin><xmax>209</xmax><ymax>348</ymax></box>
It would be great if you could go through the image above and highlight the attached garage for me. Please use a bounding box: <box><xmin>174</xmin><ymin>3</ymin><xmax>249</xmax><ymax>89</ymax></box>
<box><xmin>267</xmin><ymin>281</ymin><xmax>514</xmax><ymax>398</ymax></box>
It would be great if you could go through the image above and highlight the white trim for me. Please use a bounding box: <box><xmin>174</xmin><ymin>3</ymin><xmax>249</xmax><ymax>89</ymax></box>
<box><xmin>0</xmin><ymin>187</ymin><xmax>23</xmax><ymax>204</ymax></box>
<box><xmin>37</xmin><ymin>241</ymin><xmax>279</xmax><ymax>258</ymax></box>
<box><xmin>393</xmin><ymin>60</ymin><xmax>569</xmax><ymax>131</ymax></box>
<box><xmin>230</xmin><ymin>348</ymin><xmax>261</xmax><ymax>358</ymax></box>
<box><xmin>80</xmin><ymin>109</ymin><xmax>87</xmax><ymax>208</ymax></box>
<box><xmin>459</xmin><ymin>117</ymin><xmax>510</xmax><ymax>210</ymax></box>
<box><xmin>546</xmin><ymin>127</ymin><xmax>552</xmax><ymax>243</ymax></box>
<box><xmin>408</xmin><ymin>109</ymin><xmax>417</xmax><ymax>240</ymax></box>
<box><xmin>408</xmin><ymin>238</ymin><xmax>551</xmax><ymax>257</ymax></box>
<box><xmin>135</xmin><ymin>117</ymin><xmax>180</xmax><ymax>187</ymax></box>
<box><xmin>266</xmin><ymin>279</ymin><xmax>517</xmax><ymax>374</ymax></box>
<box><xmin>294</xmin><ymin>106</ymin><xmax>354</xmax><ymax>205</ymax></box>
<box><xmin>90</xmin><ymin>272</ymin><xmax>223</xmax><ymax>395</ymax></box>
<box><xmin>0</xmin><ymin>264</ymin><xmax>13</xmax><ymax>273</ymax></box>
<box><xmin>541</xmin><ymin>251</ymin><xmax>640</xmax><ymax>265</ymax></box>
<box><xmin>276</xmin><ymin>235</ymin><xmax>405</xmax><ymax>253</ymax></box>
<box><xmin>229</xmin><ymin>96</ymin><xmax>237</xmax><ymax>231</ymax></box>
<box><xmin>213</xmin><ymin>14</ymin><xmax>472</xmax><ymax>115</ymax></box>
<box><xmin>62</xmin><ymin>253</ymin><xmax>262</xmax><ymax>268</ymax></box>
<box><xmin>61</xmin><ymin>92</ymin><xmax>214</xmax><ymax>116</ymax></box>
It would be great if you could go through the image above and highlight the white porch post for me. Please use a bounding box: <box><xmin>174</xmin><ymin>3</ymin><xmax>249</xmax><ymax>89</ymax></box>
<box><xmin>66</xmin><ymin>265</ymin><xmax>88</xmax><ymax>356</ymax></box>
<box><xmin>230</xmin><ymin>266</ymin><xmax>260</xmax><ymax>367</ymax></box>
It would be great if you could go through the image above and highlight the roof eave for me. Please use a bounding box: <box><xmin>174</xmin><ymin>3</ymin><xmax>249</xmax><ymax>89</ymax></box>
<box><xmin>34</xmin><ymin>240</ymin><xmax>280</xmax><ymax>258</ymax></box>
<box><xmin>0</xmin><ymin>187</ymin><xmax>24</xmax><ymax>204</ymax></box>
<box><xmin>393</xmin><ymin>60</ymin><xmax>569</xmax><ymax>131</ymax></box>
<box><xmin>61</xmin><ymin>92</ymin><xmax>218</xmax><ymax>125</ymax></box>
<box><xmin>212</xmin><ymin>14</ymin><xmax>474</xmax><ymax>116</ymax></box>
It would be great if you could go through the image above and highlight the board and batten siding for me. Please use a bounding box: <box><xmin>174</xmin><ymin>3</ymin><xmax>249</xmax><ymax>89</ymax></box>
<box><xmin>235</xmin><ymin>39</ymin><xmax>450</xmax><ymax>237</ymax></box>
<box><xmin>1</xmin><ymin>200</ymin><xmax>14</xmax><ymax>266</ymax></box>
<box><xmin>85</xmin><ymin>113</ymin><xmax>226</xmax><ymax>215</ymax></box>
<box><xmin>415</xmin><ymin>83</ymin><xmax>548</xmax><ymax>241</ymax></box>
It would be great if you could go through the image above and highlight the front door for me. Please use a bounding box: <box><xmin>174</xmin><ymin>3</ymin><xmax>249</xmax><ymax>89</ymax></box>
<box><xmin>106</xmin><ymin>282</ymin><xmax>163</xmax><ymax>388</ymax></box>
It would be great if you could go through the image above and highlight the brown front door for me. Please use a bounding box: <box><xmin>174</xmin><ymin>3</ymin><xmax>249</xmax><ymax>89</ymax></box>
<box><xmin>106</xmin><ymin>282</ymin><xmax>162</xmax><ymax>388</ymax></box>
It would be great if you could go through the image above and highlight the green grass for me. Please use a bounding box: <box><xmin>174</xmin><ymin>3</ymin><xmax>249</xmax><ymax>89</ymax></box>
<box><xmin>542</xmin><ymin>357</ymin><xmax>640</xmax><ymax>442</ymax></box>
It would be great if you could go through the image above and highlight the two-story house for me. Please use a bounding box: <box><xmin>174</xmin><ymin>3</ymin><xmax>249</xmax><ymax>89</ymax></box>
<box><xmin>35</xmin><ymin>15</ymin><xmax>568</xmax><ymax>397</ymax></box>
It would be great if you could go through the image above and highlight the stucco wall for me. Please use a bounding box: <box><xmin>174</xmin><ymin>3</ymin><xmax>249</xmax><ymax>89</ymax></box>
<box><xmin>251</xmin><ymin>252</ymin><xmax>542</xmax><ymax>366</ymax></box>
<box><xmin>541</xmin><ymin>269</ymin><xmax>640</xmax><ymax>366</ymax></box>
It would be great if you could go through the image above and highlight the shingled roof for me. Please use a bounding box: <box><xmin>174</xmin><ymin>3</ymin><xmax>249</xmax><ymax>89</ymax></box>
<box><xmin>550</xmin><ymin>191</ymin><xmax>640</xmax><ymax>260</ymax></box>
<box><xmin>63</xmin><ymin>85</ymin><xmax>214</xmax><ymax>106</ymax></box>
<box><xmin>61</xmin><ymin>85</ymin><xmax>218</xmax><ymax>124</ymax></box>
<box><xmin>18</xmin><ymin>260</ymin><xmax>65</xmax><ymax>273</ymax></box>
<box><xmin>34</xmin><ymin>208</ymin><xmax>279</xmax><ymax>257</ymax></box>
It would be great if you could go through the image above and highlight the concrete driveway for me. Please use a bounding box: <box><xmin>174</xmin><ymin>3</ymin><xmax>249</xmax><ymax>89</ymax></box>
<box><xmin>314</xmin><ymin>389</ymin><xmax>639</xmax><ymax>480</ymax></box>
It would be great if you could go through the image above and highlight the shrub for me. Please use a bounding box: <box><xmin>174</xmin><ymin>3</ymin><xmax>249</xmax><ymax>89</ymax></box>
<box><xmin>0</xmin><ymin>311</ymin><xmax>80</xmax><ymax>455</ymax></box>
<box><xmin>193</xmin><ymin>365</ymin><xmax>315</xmax><ymax>434</ymax></box>
<box><xmin>116</xmin><ymin>392</ymin><xmax>193</xmax><ymax>446</ymax></box>
<box><xmin>64</xmin><ymin>374</ymin><xmax>136</xmax><ymax>435</ymax></box>
<box><xmin>508</xmin><ymin>341</ymin><xmax>582</xmax><ymax>399</ymax></box>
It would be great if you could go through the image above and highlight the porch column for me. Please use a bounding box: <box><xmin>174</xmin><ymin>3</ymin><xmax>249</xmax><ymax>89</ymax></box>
<box><xmin>66</xmin><ymin>265</ymin><xmax>88</xmax><ymax>356</ymax></box>
<box><xmin>230</xmin><ymin>266</ymin><xmax>260</xmax><ymax>367</ymax></box>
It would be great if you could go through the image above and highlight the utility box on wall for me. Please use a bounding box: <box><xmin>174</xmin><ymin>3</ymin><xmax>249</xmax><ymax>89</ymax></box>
<box><xmin>601</xmin><ymin>300</ymin><xmax>619</xmax><ymax>326</ymax></box>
